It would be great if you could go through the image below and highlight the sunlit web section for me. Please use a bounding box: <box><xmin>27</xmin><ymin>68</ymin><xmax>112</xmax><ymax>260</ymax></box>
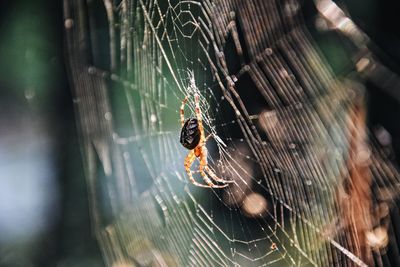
<box><xmin>64</xmin><ymin>0</ymin><xmax>400</xmax><ymax>266</ymax></box>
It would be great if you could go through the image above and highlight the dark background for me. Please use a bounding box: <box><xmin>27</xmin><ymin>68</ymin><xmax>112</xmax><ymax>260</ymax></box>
<box><xmin>0</xmin><ymin>0</ymin><xmax>399</xmax><ymax>266</ymax></box>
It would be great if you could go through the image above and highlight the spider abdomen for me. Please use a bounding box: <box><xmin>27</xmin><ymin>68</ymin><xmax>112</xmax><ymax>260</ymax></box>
<box><xmin>180</xmin><ymin>118</ymin><xmax>201</xmax><ymax>150</ymax></box>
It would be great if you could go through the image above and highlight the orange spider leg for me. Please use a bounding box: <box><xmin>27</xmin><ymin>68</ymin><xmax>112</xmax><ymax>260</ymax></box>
<box><xmin>184</xmin><ymin>150</ymin><xmax>214</xmax><ymax>188</ymax></box>
<box><xmin>199</xmin><ymin>146</ymin><xmax>233</xmax><ymax>188</ymax></box>
<box><xmin>198</xmin><ymin>146</ymin><xmax>229</xmax><ymax>188</ymax></box>
<box><xmin>204</xmin><ymin>133</ymin><xmax>212</xmax><ymax>143</ymax></box>
<box><xmin>180</xmin><ymin>96</ymin><xmax>188</xmax><ymax>126</ymax></box>
<box><xmin>204</xmin><ymin>166</ymin><xmax>234</xmax><ymax>184</ymax></box>
<box><xmin>199</xmin><ymin>170</ymin><xmax>228</xmax><ymax>188</ymax></box>
<box><xmin>194</xmin><ymin>93</ymin><xmax>205</xmax><ymax>140</ymax></box>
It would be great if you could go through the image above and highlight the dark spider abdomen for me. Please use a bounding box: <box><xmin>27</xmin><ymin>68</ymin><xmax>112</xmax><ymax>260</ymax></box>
<box><xmin>180</xmin><ymin>118</ymin><xmax>201</xmax><ymax>150</ymax></box>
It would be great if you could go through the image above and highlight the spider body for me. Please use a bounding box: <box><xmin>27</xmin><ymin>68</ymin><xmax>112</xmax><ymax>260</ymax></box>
<box><xmin>180</xmin><ymin>118</ymin><xmax>201</xmax><ymax>150</ymax></box>
<box><xmin>179</xmin><ymin>94</ymin><xmax>233</xmax><ymax>188</ymax></box>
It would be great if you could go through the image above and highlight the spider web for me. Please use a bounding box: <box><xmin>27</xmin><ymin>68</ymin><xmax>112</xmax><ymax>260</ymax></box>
<box><xmin>64</xmin><ymin>0</ymin><xmax>400</xmax><ymax>266</ymax></box>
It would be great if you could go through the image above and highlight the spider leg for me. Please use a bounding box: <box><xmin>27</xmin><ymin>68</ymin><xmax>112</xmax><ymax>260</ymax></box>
<box><xmin>180</xmin><ymin>96</ymin><xmax>188</xmax><ymax>126</ymax></box>
<box><xmin>194</xmin><ymin>93</ymin><xmax>205</xmax><ymax>140</ymax></box>
<box><xmin>204</xmin><ymin>166</ymin><xmax>234</xmax><ymax>184</ymax></box>
<box><xmin>198</xmin><ymin>146</ymin><xmax>229</xmax><ymax>188</ymax></box>
<box><xmin>204</xmin><ymin>133</ymin><xmax>212</xmax><ymax>143</ymax></box>
<box><xmin>184</xmin><ymin>150</ymin><xmax>213</xmax><ymax>188</ymax></box>
<box><xmin>189</xmin><ymin>95</ymin><xmax>229</xmax><ymax>189</ymax></box>
<box><xmin>202</xmin><ymin>135</ymin><xmax>233</xmax><ymax>184</ymax></box>
<box><xmin>199</xmin><ymin>170</ymin><xmax>228</xmax><ymax>188</ymax></box>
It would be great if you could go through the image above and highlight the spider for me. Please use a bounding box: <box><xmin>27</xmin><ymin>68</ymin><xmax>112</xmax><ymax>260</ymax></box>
<box><xmin>179</xmin><ymin>93</ymin><xmax>233</xmax><ymax>188</ymax></box>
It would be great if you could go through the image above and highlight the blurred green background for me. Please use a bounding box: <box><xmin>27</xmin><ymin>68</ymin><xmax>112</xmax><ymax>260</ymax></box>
<box><xmin>0</xmin><ymin>1</ymin><xmax>103</xmax><ymax>266</ymax></box>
